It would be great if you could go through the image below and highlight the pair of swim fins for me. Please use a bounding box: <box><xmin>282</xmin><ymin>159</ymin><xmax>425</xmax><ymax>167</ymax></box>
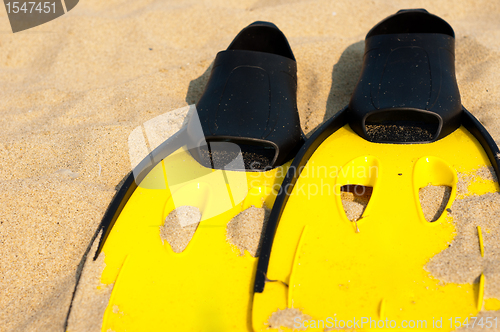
<box><xmin>67</xmin><ymin>9</ymin><xmax>500</xmax><ymax>332</ymax></box>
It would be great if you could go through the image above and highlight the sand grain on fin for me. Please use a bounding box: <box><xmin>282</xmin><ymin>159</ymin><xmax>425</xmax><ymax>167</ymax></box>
<box><xmin>419</xmin><ymin>185</ymin><xmax>452</xmax><ymax>222</ymax></box>
<box><xmin>226</xmin><ymin>206</ymin><xmax>270</xmax><ymax>257</ymax></box>
<box><xmin>268</xmin><ymin>308</ymin><xmax>311</xmax><ymax>330</ymax></box>
<box><xmin>160</xmin><ymin>206</ymin><xmax>201</xmax><ymax>253</ymax></box>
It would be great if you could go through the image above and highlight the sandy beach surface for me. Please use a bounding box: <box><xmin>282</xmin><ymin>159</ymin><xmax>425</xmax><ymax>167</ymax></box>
<box><xmin>0</xmin><ymin>0</ymin><xmax>499</xmax><ymax>331</ymax></box>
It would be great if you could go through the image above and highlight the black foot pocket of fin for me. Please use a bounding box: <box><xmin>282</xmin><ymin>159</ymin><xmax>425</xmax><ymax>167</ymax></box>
<box><xmin>190</xmin><ymin>21</ymin><xmax>304</xmax><ymax>170</ymax></box>
<box><xmin>348</xmin><ymin>9</ymin><xmax>462</xmax><ymax>143</ymax></box>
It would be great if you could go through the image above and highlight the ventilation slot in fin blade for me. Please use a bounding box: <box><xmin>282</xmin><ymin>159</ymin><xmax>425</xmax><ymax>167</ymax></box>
<box><xmin>226</xmin><ymin>206</ymin><xmax>270</xmax><ymax>257</ymax></box>
<box><xmin>418</xmin><ymin>185</ymin><xmax>451</xmax><ymax>222</ymax></box>
<box><xmin>160</xmin><ymin>206</ymin><xmax>201</xmax><ymax>253</ymax></box>
<box><xmin>340</xmin><ymin>185</ymin><xmax>373</xmax><ymax>221</ymax></box>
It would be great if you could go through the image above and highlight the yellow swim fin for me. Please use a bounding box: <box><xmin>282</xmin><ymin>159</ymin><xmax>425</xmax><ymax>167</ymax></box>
<box><xmin>66</xmin><ymin>21</ymin><xmax>304</xmax><ymax>331</ymax></box>
<box><xmin>253</xmin><ymin>9</ymin><xmax>500</xmax><ymax>331</ymax></box>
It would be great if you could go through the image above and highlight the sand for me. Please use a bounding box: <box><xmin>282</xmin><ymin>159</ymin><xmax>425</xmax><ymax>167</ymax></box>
<box><xmin>160</xmin><ymin>206</ymin><xmax>201</xmax><ymax>253</ymax></box>
<box><xmin>426</xmin><ymin>170</ymin><xmax>500</xmax><ymax>331</ymax></box>
<box><xmin>64</xmin><ymin>232</ymin><xmax>111</xmax><ymax>332</ymax></box>
<box><xmin>268</xmin><ymin>308</ymin><xmax>311</xmax><ymax>331</ymax></box>
<box><xmin>457</xmin><ymin>166</ymin><xmax>498</xmax><ymax>195</ymax></box>
<box><xmin>340</xmin><ymin>185</ymin><xmax>372</xmax><ymax>221</ymax></box>
<box><xmin>226</xmin><ymin>206</ymin><xmax>270</xmax><ymax>257</ymax></box>
<box><xmin>365</xmin><ymin>124</ymin><xmax>436</xmax><ymax>142</ymax></box>
<box><xmin>1</xmin><ymin>0</ymin><xmax>500</xmax><ymax>331</ymax></box>
<box><xmin>419</xmin><ymin>185</ymin><xmax>452</xmax><ymax>222</ymax></box>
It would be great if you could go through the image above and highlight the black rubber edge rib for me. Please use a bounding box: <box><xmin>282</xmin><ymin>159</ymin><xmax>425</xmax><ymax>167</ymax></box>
<box><xmin>462</xmin><ymin>107</ymin><xmax>500</xmax><ymax>181</ymax></box>
<box><xmin>95</xmin><ymin>128</ymin><xmax>188</xmax><ymax>256</ymax></box>
<box><xmin>63</xmin><ymin>128</ymin><xmax>186</xmax><ymax>330</ymax></box>
<box><xmin>254</xmin><ymin>107</ymin><xmax>349</xmax><ymax>293</ymax></box>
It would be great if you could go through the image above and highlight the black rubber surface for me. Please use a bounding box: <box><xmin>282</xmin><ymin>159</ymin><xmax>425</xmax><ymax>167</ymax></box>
<box><xmin>192</xmin><ymin>21</ymin><xmax>304</xmax><ymax>169</ymax></box>
<box><xmin>348</xmin><ymin>9</ymin><xmax>462</xmax><ymax>143</ymax></box>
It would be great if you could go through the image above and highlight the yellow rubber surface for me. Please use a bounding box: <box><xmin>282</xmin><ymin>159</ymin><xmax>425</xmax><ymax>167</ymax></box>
<box><xmin>100</xmin><ymin>146</ymin><xmax>288</xmax><ymax>331</ymax></box>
